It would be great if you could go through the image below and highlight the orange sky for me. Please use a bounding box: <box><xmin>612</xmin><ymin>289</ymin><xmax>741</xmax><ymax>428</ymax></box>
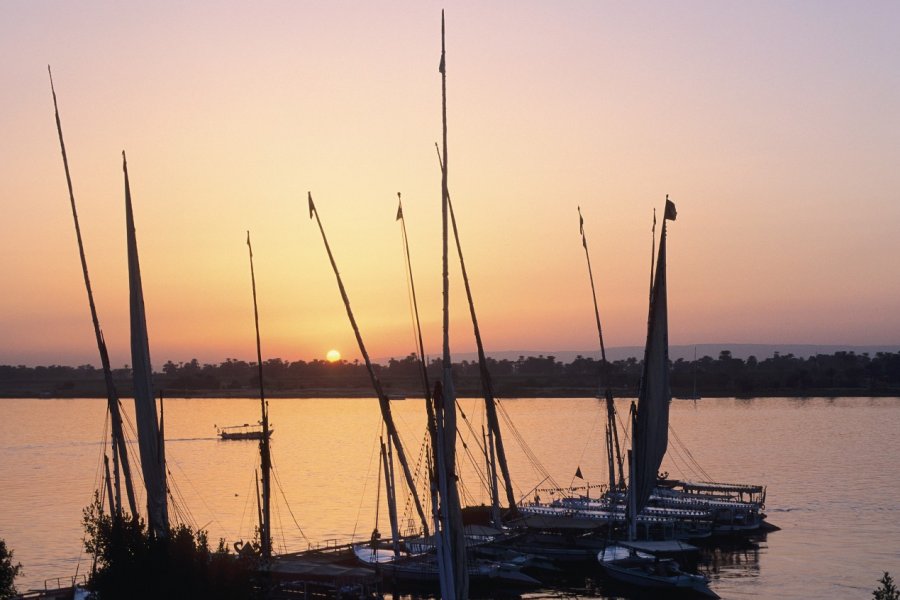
<box><xmin>2</xmin><ymin>2</ymin><xmax>899</xmax><ymax>367</ymax></box>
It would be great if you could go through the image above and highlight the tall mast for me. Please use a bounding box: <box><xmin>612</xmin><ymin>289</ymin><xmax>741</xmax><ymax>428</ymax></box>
<box><xmin>308</xmin><ymin>193</ymin><xmax>430</xmax><ymax>536</ymax></box>
<box><xmin>437</xmin><ymin>11</ymin><xmax>469</xmax><ymax>598</ymax></box>
<box><xmin>49</xmin><ymin>67</ymin><xmax>137</xmax><ymax>519</ymax></box>
<box><xmin>246</xmin><ymin>232</ymin><xmax>272</xmax><ymax>559</ymax></box>
<box><xmin>577</xmin><ymin>206</ymin><xmax>624</xmax><ymax>490</ymax></box>
<box><xmin>124</xmin><ymin>151</ymin><xmax>169</xmax><ymax>538</ymax></box>
<box><xmin>397</xmin><ymin>194</ymin><xmax>433</xmax><ymax>400</ymax></box>
<box><xmin>435</xmin><ymin>145</ymin><xmax>516</xmax><ymax>517</ymax></box>
<box><xmin>381</xmin><ymin>436</ymin><xmax>401</xmax><ymax>557</ymax></box>
<box><xmin>396</xmin><ymin>194</ymin><xmax>441</xmax><ymax>497</ymax></box>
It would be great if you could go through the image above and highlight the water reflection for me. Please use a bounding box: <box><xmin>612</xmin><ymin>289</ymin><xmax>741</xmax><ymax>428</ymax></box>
<box><xmin>2</xmin><ymin>397</ymin><xmax>900</xmax><ymax>599</ymax></box>
<box><xmin>701</xmin><ymin>534</ymin><xmax>764</xmax><ymax>581</ymax></box>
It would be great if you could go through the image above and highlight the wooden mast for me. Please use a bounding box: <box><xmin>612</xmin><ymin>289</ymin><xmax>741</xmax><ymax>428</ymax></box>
<box><xmin>395</xmin><ymin>193</ymin><xmax>441</xmax><ymax>512</ymax></box>
<box><xmin>308</xmin><ymin>193</ymin><xmax>430</xmax><ymax>537</ymax></box>
<box><xmin>246</xmin><ymin>232</ymin><xmax>272</xmax><ymax>559</ymax></box>
<box><xmin>437</xmin><ymin>11</ymin><xmax>469</xmax><ymax>598</ymax></box>
<box><xmin>436</xmin><ymin>145</ymin><xmax>517</xmax><ymax>519</ymax></box>
<box><xmin>49</xmin><ymin>67</ymin><xmax>138</xmax><ymax>519</ymax></box>
<box><xmin>577</xmin><ymin>206</ymin><xmax>624</xmax><ymax>491</ymax></box>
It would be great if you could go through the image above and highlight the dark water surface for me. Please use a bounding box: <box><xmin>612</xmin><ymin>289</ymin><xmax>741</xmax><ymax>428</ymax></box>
<box><xmin>1</xmin><ymin>396</ymin><xmax>899</xmax><ymax>598</ymax></box>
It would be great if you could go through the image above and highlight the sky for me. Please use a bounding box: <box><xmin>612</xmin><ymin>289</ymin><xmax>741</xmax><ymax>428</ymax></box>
<box><xmin>1</xmin><ymin>1</ymin><xmax>899</xmax><ymax>368</ymax></box>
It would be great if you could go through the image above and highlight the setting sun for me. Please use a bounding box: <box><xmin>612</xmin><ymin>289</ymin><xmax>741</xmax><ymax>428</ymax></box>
<box><xmin>325</xmin><ymin>349</ymin><xmax>341</xmax><ymax>363</ymax></box>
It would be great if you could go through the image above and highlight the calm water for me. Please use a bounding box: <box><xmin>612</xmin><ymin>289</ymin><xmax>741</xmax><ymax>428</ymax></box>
<box><xmin>1</xmin><ymin>396</ymin><xmax>899</xmax><ymax>598</ymax></box>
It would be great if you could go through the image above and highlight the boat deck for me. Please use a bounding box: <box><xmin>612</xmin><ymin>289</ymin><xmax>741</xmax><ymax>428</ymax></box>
<box><xmin>620</xmin><ymin>540</ymin><xmax>698</xmax><ymax>555</ymax></box>
<box><xmin>267</xmin><ymin>546</ymin><xmax>381</xmax><ymax>597</ymax></box>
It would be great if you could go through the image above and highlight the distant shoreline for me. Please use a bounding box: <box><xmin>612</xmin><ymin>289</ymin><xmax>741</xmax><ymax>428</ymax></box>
<box><xmin>3</xmin><ymin>387</ymin><xmax>898</xmax><ymax>400</ymax></box>
<box><xmin>4</xmin><ymin>349</ymin><xmax>898</xmax><ymax>399</ymax></box>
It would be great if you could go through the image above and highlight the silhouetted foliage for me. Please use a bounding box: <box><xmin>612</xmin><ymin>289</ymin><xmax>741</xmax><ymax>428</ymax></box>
<box><xmin>874</xmin><ymin>572</ymin><xmax>900</xmax><ymax>600</ymax></box>
<box><xmin>3</xmin><ymin>350</ymin><xmax>900</xmax><ymax>398</ymax></box>
<box><xmin>0</xmin><ymin>538</ymin><xmax>22</xmax><ymax>600</ymax></box>
<box><xmin>82</xmin><ymin>494</ymin><xmax>260</xmax><ymax>600</ymax></box>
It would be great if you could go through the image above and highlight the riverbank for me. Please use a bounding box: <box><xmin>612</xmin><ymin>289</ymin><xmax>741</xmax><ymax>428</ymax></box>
<box><xmin>4</xmin><ymin>350</ymin><xmax>898</xmax><ymax>401</ymax></box>
<box><xmin>3</xmin><ymin>384</ymin><xmax>899</xmax><ymax>399</ymax></box>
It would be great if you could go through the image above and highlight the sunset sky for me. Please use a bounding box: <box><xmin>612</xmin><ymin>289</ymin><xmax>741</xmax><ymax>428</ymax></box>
<box><xmin>2</xmin><ymin>1</ymin><xmax>899</xmax><ymax>368</ymax></box>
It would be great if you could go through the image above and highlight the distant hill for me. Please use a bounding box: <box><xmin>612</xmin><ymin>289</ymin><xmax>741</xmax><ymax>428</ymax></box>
<box><xmin>439</xmin><ymin>344</ymin><xmax>900</xmax><ymax>364</ymax></box>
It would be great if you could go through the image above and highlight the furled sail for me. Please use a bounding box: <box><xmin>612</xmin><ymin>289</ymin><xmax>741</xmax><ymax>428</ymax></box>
<box><xmin>629</xmin><ymin>203</ymin><xmax>675</xmax><ymax>521</ymax></box>
<box><xmin>124</xmin><ymin>152</ymin><xmax>169</xmax><ymax>538</ymax></box>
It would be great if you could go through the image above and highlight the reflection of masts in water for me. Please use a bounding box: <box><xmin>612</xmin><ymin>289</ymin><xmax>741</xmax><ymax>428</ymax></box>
<box><xmin>124</xmin><ymin>151</ymin><xmax>169</xmax><ymax>538</ymax></box>
<box><xmin>577</xmin><ymin>207</ymin><xmax>625</xmax><ymax>492</ymax></box>
<box><xmin>246</xmin><ymin>232</ymin><xmax>272</xmax><ymax>560</ymax></box>
<box><xmin>49</xmin><ymin>67</ymin><xmax>137</xmax><ymax>520</ymax></box>
<box><xmin>434</xmin><ymin>145</ymin><xmax>516</xmax><ymax>521</ymax></box>
<box><xmin>308</xmin><ymin>193</ymin><xmax>430</xmax><ymax>537</ymax></box>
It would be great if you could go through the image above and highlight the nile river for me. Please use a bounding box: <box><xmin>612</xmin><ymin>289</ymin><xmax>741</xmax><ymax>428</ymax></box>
<box><xmin>1</xmin><ymin>396</ymin><xmax>899</xmax><ymax>598</ymax></box>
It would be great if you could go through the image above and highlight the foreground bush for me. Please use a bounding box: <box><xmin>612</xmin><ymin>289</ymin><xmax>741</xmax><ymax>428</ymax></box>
<box><xmin>875</xmin><ymin>572</ymin><xmax>900</xmax><ymax>600</ymax></box>
<box><xmin>83</xmin><ymin>496</ymin><xmax>260</xmax><ymax>599</ymax></box>
<box><xmin>0</xmin><ymin>539</ymin><xmax>22</xmax><ymax>600</ymax></box>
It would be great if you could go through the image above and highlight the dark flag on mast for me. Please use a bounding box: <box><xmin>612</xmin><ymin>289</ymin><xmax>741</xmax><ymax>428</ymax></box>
<box><xmin>575</xmin><ymin>466</ymin><xmax>584</xmax><ymax>479</ymax></box>
<box><xmin>308</xmin><ymin>192</ymin><xmax>316</xmax><ymax>219</ymax></box>
<box><xmin>665</xmin><ymin>195</ymin><xmax>677</xmax><ymax>221</ymax></box>
<box><xmin>396</xmin><ymin>193</ymin><xmax>403</xmax><ymax>221</ymax></box>
<box><xmin>578</xmin><ymin>206</ymin><xmax>587</xmax><ymax>248</ymax></box>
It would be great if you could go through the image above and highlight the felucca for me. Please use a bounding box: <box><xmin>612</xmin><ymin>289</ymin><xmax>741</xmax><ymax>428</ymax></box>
<box><xmin>123</xmin><ymin>151</ymin><xmax>170</xmax><ymax>539</ymax></box>
<box><xmin>597</xmin><ymin>199</ymin><xmax>718</xmax><ymax>599</ymax></box>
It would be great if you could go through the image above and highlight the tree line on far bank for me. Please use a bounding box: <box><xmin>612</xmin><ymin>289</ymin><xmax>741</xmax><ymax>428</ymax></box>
<box><xmin>2</xmin><ymin>350</ymin><xmax>899</xmax><ymax>398</ymax></box>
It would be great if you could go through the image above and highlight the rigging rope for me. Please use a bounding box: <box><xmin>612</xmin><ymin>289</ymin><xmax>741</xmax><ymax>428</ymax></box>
<box><xmin>570</xmin><ymin>398</ymin><xmax>605</xmax><ymax>489</ymax></box>
<box><xmin>271</xmin><ymin>493</ymin><xmax>287</xmax><ymax>554</ymax></box>
<box><xmin>237</xmin><ymin>468</ymin><xmax>255</xmax><ymax>542</ymax></box>
<box><xmin>167</xmin><ymin>453</ymin><xmax>229</xmax><ymax>536</ymax></box>
<box><xmin>77</xmin><ymin>407</ymin><xmax>112</xmax><ymax>583</ymax></box>
<box><xmin>399</xmin><ymin>214</ymin><xmax>423</xmax><ymax>372</ymax></box>
<box><xmin>351</xmin><ymin>423</ymin><xmax>382</xmax><ymax>543</ymax></box>
<box><xmin>163</xmin><ymin>449</ymin><xmax>200</xmax><ymax>530</ymax></box>
<box><xmin>389</xmin><ymin>402</ymin><xmax>430</xmax><ymax>530</ymax></box>
<box><xmin>269</xmin><ymin>452</ymin><xmax>309</xmax><ymax>543</ymax></box>
<box><xmin>495</xmin><ymin>400</ymin><xmax>559</xmax><ymax>493</ymax></box>
<box><xmin>668</xmin><ymin>423</ymin><xmax>713</xmax><ymax>481</ymax></box>
<box><xmin>663</xmin><ymin>438</ymin><xmax>690</xmax><ymax>480</ymax></box>
<box><xmin>119</xmin><ymin>407</ymin><xmax>147</xmax><ymax>501</ymax></box>
<box><xmin>454</xmin><ymin>398</ymin><xmax>492</xmax><ymax>500</ymax></box>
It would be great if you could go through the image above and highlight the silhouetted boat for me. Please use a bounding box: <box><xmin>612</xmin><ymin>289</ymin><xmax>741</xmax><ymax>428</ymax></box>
<box><xmin>599</xmin><ymin>545</ymin><xmax>719</xmax><ymax>598</ymax></box>
<box><xmin>652</xmin><ymin>481</ymin><xmax>769</xmax><ymax>533</ymax></box>
<box><xmin>596</xmin><ymin>199</ymin><xmax>715</xmax><ymax>599</ymax></box>
<box><xmin>352</xmin><ymin>542</ymin><xmax>540</xmax><ymax>590</ymax></box>
<box><xmin>216</xmin><ymin>423</ymin><xmax>272</xmax><ymax>441</ymax></box>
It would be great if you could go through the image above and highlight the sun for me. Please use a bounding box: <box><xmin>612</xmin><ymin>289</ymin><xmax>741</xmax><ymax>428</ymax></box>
<box><xmin>325</xmin><ymin>349</ymin><xmax>341</xmax><ymax>363</ymax></box>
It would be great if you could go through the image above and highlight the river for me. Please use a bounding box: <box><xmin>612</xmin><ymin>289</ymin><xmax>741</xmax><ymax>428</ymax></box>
<box><xmin>1</xmin><ymin>396</ymin><xmax>898</xmax><ymax>598</ymax></box>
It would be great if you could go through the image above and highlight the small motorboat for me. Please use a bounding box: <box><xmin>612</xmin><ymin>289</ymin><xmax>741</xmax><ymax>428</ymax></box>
<box><xmin>216</xmin><ymin>423</ymin><xmax>273</xmax><ymax>440</ymax></box>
